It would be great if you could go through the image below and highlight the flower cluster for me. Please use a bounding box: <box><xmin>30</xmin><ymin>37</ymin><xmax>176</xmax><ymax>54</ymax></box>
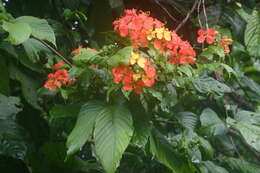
<box><xmin>112</xmin><ymin>52</ymin><xmax>156</xmax><ymax>94</ymax></box>
<box><xmin>197</xmin><ymin>28</ymin><xmax>218</xmax><ymax>44</ymax></box>
<box><xmin>218</xmin><ymin>36</ymin><xmax>233</xmax><ymax>54</ymax></box>
<box><xmin>44</xmin><ymin>62</ymin><xmax>73</xmax><ymax>91</ymax></box>
<box><xmin>113</xmin><ymin>9</ymin><xmax>196</xmax><ymax>65</ymax></box>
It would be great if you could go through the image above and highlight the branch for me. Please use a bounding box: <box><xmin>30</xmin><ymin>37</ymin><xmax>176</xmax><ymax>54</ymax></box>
<box><xmin>33</xmin><ymin>37</ymin><xmax>73</xmax><ymax>67</ymax></box>
<box><xmin>154</xmin><ymin>0</ymin><xmax>177</xmax><ymax>22</ymax></box>
<box><xmin>175</xmin><ymin>0</ymin><xmax>199</xmax><ymax>32</ymax></box>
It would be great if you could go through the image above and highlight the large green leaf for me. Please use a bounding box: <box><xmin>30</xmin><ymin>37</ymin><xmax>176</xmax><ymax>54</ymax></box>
<box><xmin>244</xmin><ymin>10</ymin><xmax>260</xmax><ymax>57</ymax></box>
<box><xmin>150</xmin><ymin>129</ymin><xmax>195</xmax><ymax>173</ymax></box>
<box><xmin>2</xmin><ymin>21</ymin><xmax>32</xmax><ymax>45</ymax></box>
<box><xmin>94</xmin><ymin>105</ymin><xmax>133</xmax><ymax>173</ymax></box>
<box><xmin>200</xmin><ymin>108</ymin><xmax>228</xmax><ymax>137</ymax></box>
<box><xmin>15</xmin><ymin>16</ymin><xmax>56</xmax><ymax>46</ymax></box>
<box><xmin>193</xmin><ymin>77</ymin><xmax>231</xmax><ymax>95</ymax></box>
<box><xmin>199</xmin><ymin>137</ymin><xmax>214</xmax><ymax>160</ymax></box>
<box><xmin>176</xmin><ymin>112</ymin><xmax>198</xmax><ymax>130</ymax></box>
<box><xmin>227</xmin><ymin>117</ymin><xmax>260</xmax><ymax>152</ymax></box>
<box><xmin>0</xmin><ymin>94</ymin><xmax>21</xmax><ymax>119</ymax></box>
<box><xmin>0</xmin><ymin>119</ymin><xmax>28</xmax><ymax>160</ymax></box>
<box><xmin>49</xmin><ymin>104</ymin><xmax>81</xmax><ymax>119</ymax></box>
<box><xmin>9</xmin><ymin>64</ymin><xmax>41</xmax><ymax>110</ymax></box>
<box><xmin>130</xmin><ymin>103</ymin><xmax>151</xmax><ymax>147</ymax></box>
<box><xmin>0</xmin><ymin>94</ymin><xmax>27</xmax><ymax>160</ymax></box>
<box><xmin>22</xmin><ymin>38</ymin><xmax>51</xmax><ymax>63</ymax></box>
<box><xmin>200</xmin><ymin>161</ymin><xmax>229</xmax><ymax>173</ymax></box>
<box><xmin>221</xmin><ymin>156</ymin><xmax>260</xmax><ymax>172</ymax></box>
<box><xmin>66</xmin><ymin>101</ymin><xmax>104</xmax><ymax>156</ymax></box>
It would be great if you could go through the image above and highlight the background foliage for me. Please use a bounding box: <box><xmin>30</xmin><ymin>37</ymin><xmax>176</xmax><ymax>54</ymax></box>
<box><xmin>1</xmin><ymin>0</ymin><xmax>260</xmax><ymax>173</ymax></box>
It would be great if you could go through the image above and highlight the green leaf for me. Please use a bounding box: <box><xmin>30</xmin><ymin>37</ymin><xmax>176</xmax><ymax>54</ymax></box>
<box><xmin>178</xmin><ymin>65</ymin><xmax>193</xmax><ymax>77</ymax></box>
<box><xmin>9</xmin><ymin>64</ymin><xmax>41</xmax><ymax>110</ymax></box>
<box><xmin>94</xmin><ymin>105</ymin><xmax>133</xmax><ymax>173</ymax></box>
<box><xmin>200</xmin><ymin>108</ymin><xmax>228</xmax><ymax>137</ymax></box>
<box><xmin>130</xmin><ymin>103</ymin><xmax>150</xmax><ymax>147</ymax></box>
<box><xmin>193</xmin><ymin>77</ymin><xmax>231</xmax><ymax>95</ymax></box>
<box><xmin>200</xmin><ymin>161</ymin><xmax>229</xmax><ymax>173</ymax></box>
<box><xmin>0</xmin><ymin>56</ymin><xmax>10</xmax><ymax>95</ymax></box>
<box><xmin>227</xmin><ymin>117</ymin><xmax>260</xmax><ymax>152</ymax></box>
<box><xmin>176</xmin><ymin>112</ymin><xmax>198</xmax><ymax>130</ymax></box>
<box><xmin>150</xmin><ymin>129</ymin><xmax>195</xmax><ymax>173</ymax></box>
<box><xmin>239</xmin><ymin>75</ymin><xmax>260</xmax><ymax>96</ymax></box>
<box><xmin>49</xmin><ymin>104</ymin><xmax>81</xmax><ymax>119</ymax></box>
<box><xmin>22</xmin><ymin>38</ymin><xmax>51</xmax><ymax>63</ymax></box>
<box><xmin>0</xmin><ymin>119</ymin><xmax>28</xmax><ymax>160</ymax></box>
<box><xmin>15</xmin><ymin>16</ymin><xmax>56</xmax><ymax>46</ymax></box>
<box><xmin>221</xmin><ymin>156</ymin><xmax>260</xmax><ymax>172</ymax></box>
<box><xmin>235</xmin><ymin>110</ymin><xmax>260</xmax><ymax>125</ymax></box>
<box><xmin>0</xmin><ymin>42</ymin><xmax>18</xmax><ymax>58</ymax></box>
<box><xmin>66</xmin><ymin>101</ymin><xmax>104</xmax><ymax>156</ymax></box>
<box><xmin>2</xmin><ymin>21</ymin><xmax>32</xmax><ymax>45</ymax></box>
<box><xmin>200</xmin><ymin>45</ymin><xmax>225</xmax><ymax>59</ymax></box>
<box><xmin>199</xmin><ymin>137</ymin><xmax>214</xmax><ymax>160</ymax></box>
<box><xmin>0</xmin><ymin>94</ymin><xmax>27</xmax><ymax>160</ymax></box>
<box><xmin>221</xmin><ymin>63</ymin><xmax>237</xmax><ymax>78</ymax></box>
<box><xmin>107</xmin><ymin>46</ymin><xmax>132</xmax><ymax>67</ymax></box>
<box><xmin>244</xmin><ymin>10</ymin><xmax>260</xmax><ymax>57</ymax></box>
<box><xmin>72</xmin><ymin>48</ymin><xmax>103</xmax><ymax>65</ymax></box>
<box><xmin>0</xmin><ymin>94</ymin><xmax>21</xmax><ymax>119</ymax></box>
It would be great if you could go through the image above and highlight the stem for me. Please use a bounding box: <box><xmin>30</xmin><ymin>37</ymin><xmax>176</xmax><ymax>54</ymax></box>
<box><xmin>175</xmin><ymin>0</ymin><xmax>199</xmax><ymax>32</ymax></box>
<box><xmin>33</xmin><ymin>37</ymin><xmax>73</xmax><ymax>67</ymax></box>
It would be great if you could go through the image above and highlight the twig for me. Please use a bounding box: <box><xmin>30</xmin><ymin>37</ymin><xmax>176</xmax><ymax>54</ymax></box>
<box><xmin>202</xmin><ymin>0</ymin><xmax>209</xmax><ymax>29</ymax></box>
<box><xmin>197</xmin><ymin>0</ymin><xmax>202</xmax><ymax>28</ymax></box>
<box><xmin>154</xmin><ymin>0</ymin><xmax>177</xmax><ymax>22</ymax></box>
<box><xmin>33</xmin><ymin>37</ymin><xmax>73</xmax><ymax>67</ymax></box>
<box><xmin>228</xmin><ymin>129</ymin><xmax>260</xmax><ymax>160</ymax></box>
<box><xmin>175</xmin><ymin>0</ymin><xmax>199</xmax><ymax>32</ymax></box>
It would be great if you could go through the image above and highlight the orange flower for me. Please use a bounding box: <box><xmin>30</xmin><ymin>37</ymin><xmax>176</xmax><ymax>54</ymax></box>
<box><xmin>218</xmin><ymin>36</ymin><xmax>233</xmax><ymax>54</ymax></box>
<box><xmin>44</xmin><ymin>69</ymin><xmax>70</xmax><ymax>91</ymax></box>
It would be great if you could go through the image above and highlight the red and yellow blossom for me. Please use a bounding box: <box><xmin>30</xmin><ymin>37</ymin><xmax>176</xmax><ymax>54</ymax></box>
<box><xmin>112</xmin><ymin>52</ymin><xmax>157</xmax><ymax>94</ymax></box>
<box><xmin>113</xmin><ymin>9</ymin><xmax>196</xmax><ymax>65</ymax></box>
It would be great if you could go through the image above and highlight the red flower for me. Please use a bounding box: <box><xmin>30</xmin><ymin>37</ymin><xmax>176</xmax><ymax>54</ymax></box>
<box><xmin>54</xmin><ymin>69</ymin><xmax>69</xmax><ymax>83</ymax></box>
<box><xmin>44</xmin><ymin>69</ymin><xmax>70</xmax><ymax>91</ymax></box>
<box><xmin>197</xmin><ymin>28</ymin><xmax>218</xmax><ymax>44</ymax></box>
<box><xmin>52</xmin><ymin>61</ymin><xmax>65</xmax><ymax>70</ymax></box>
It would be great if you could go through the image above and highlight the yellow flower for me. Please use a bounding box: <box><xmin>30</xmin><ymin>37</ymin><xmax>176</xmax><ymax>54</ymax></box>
<box><xmin>155</xmin><ymin>28</ymin><xmax>164</xmax><ymax>39</ymax></box>
<box><xmin>147</xmin><ymin>30</ymin><xmax>155</xmax><ymax>40</ymax></box>
<box><xmin>137</xmin><ymin>57</ymin><xmax>147</xmax><ymax>68</ymax></box>
<box><xmin>130</xmin><ymin>52</ymin><xmax>139</xmax><ymax>65</ymax></box>
<box><xmin>164</xmin><ymin>30</ymin><xmax>171</xmax><ymax>41</ymax></box>
<box><xmin>133</xmin><ymin>73</ymin><xmax>142</xmax><ymax>81</ymax></box>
